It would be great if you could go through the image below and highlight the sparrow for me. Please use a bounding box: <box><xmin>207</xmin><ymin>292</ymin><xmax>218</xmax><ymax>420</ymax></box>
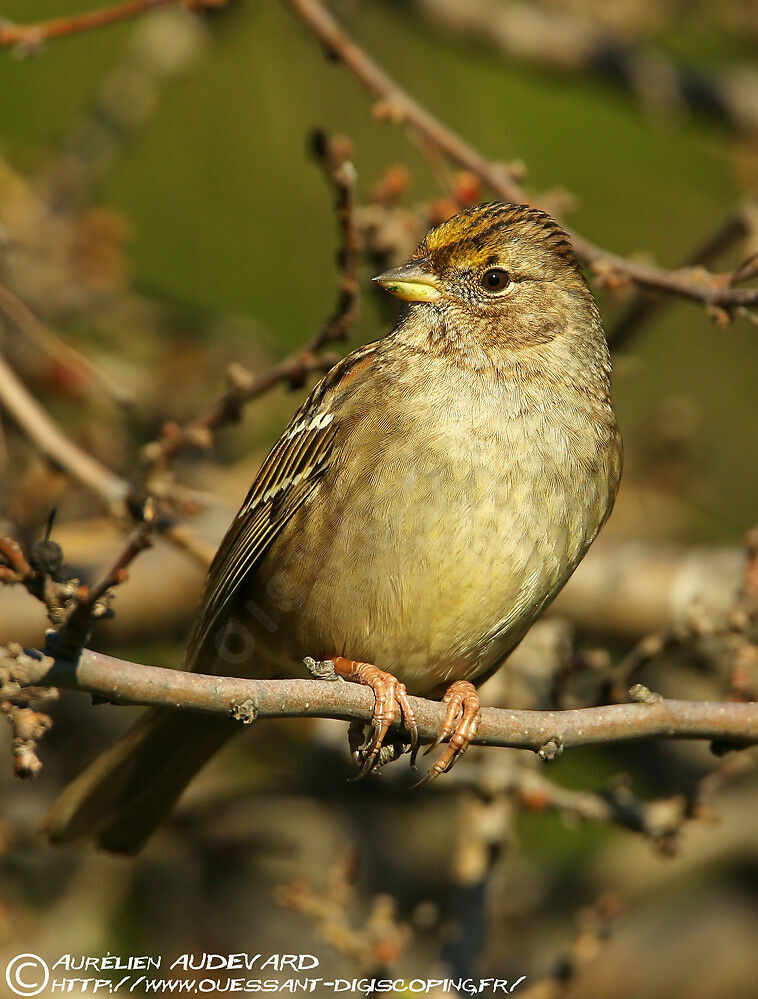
<box><xmin>44</xmin><ymin>202</ymin><xmax>622</xmax><ymax>853</ymax></box>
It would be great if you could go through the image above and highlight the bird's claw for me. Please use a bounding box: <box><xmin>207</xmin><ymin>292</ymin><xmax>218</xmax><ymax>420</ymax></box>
<box><xmin>331</xmin><ymin>657</ymin><xmax>419</xmax><ymax>778</ymax></box>
<box><xmin>413</xmin><ymin>680</ymin><xmax>481</xmax><ymax>788</ymax></box>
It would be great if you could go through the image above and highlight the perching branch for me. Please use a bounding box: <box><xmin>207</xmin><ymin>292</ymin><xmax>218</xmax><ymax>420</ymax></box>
<box><xmin>0</xmin><ymin>516</ymin><xmax>162</xmax><ymax>773</ymax></box>
<box><xmin>281</xmin><ymin>0</ymin><xmax>758</xmax><ymax>314</ymax></box>
<box><xmin>4</xmin><ymin>644</ymin><xmax>758</xmax><ymax>757</ymax></box>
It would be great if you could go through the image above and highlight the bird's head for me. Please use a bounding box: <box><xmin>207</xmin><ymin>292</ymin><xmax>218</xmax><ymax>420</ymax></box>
<box><xmin>374</xmin><ymin>202</ymin><xmax>596</xmax><ymax>350</ymax></box>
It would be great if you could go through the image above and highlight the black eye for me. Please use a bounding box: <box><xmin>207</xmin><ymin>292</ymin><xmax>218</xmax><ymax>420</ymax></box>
<box><xmin>481</xmin><ymin>268</ymin><xmax>510</xmax><ymax>292</ymax></box>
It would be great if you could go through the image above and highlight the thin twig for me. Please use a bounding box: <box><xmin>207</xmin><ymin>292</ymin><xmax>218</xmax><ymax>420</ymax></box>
<box><xmin>0</xmin><ymin>0</ymin><xmax>222</xmax><ymax>50</ymax></box>
<box><xmin>518</xmin><ymin>895</ymin><xmax>620</xmax><ymax>999</ymax></box>
<box><xmin>53</xmin><ymin>515</ymin><xmax>157</xmax><ymax>657</ymax></box>
<box><xmin>0</xmin><ymin>536</ymin><xmax>34</xmax><ymax>579</ymax></box>
<box><xmin>0</xmin><ymin>353</ymin><xmax>213</xmax><ymax>566</ymax></box>
<box><xmin>281</xmin><ymin>0</ymin><xmax>758</xmax><ymax>313</ymax></box>
<box><xmin>137</xmin><ymin>132</ymin><xmax>359</xmax><ymax>475</ymax></box>
<box><xmin>138</xmin><ymin>353</ymin><xmax>341</xmax><ymax>473</ymax></box>
<box><xmin>5</xmin><ymin>645</ymin><xmax>758</xmax><ymax>754</ymax></box>
<box><xmin>274</xmin><ymin>859</ymin><xmax>410</xmax><ymax>973</ymax></box>
<box><xmin>731</xmin><ymin>252</ymin><xmax>758</xmax><ymax>286</ymax></box>
<box><xmin>607</xmin><ymin>209</ymin><xmax>750</xmax><ymax>348</ymax></box>
<box><xmin>508</xmin><ymin>765</ymin><xmax>697</xmax><ymax>850</ymax></box>
<box><xmin>306</xmin><ymin>131</ymin><xmax>362</xmax><ymax>350</ymax></box>
<box><xmin>0</xmin><ymin>696</ymin><xmax>56</xmax><ymax>780</ymax></box>
<box><xmin>0</xmin><ymin>132</ymin><xmax>360</xmax><ymax>566</ymax></box>
<box><xmin>0</xmin><ymin>517</ymin><xmax>157</xmax><ymax>772</ymax></box>
<box><xmin>0</xmin><ymin>535</ymin><xmax>37</xmax><ymax>589</ymax></box>
<box><xmin>0</xmin><ymin>282</ymin><xmax>133</xmax><ymax>405</ymax></box>
<box><xmin>0</xmin><ymin>353</ymin><xmax>128</xmax><ymax>512</ymax></box>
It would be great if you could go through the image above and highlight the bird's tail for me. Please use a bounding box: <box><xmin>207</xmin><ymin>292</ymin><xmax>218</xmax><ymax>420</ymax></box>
<box><xmin>42</xmin><ymin>708</ymin><xmax>236</xmax><ymax>854</ymax></box>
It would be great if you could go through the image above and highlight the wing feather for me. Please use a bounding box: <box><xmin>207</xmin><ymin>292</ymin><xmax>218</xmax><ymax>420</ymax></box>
<box><xmin>185</xmin><ymin>422</ymin><xmax>336</xmax><ymax>667</ymax></box>
<box><xmin>184</xmin><ymin>344</ymin><xmax>378</xmax><ymax>669</ymax></box>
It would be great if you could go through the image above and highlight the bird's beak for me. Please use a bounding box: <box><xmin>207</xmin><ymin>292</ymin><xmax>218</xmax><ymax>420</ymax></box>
<box><xmin>373</xmin><ymin>259</ymin><xmax>442</xmax><ymax>303</ymax></box>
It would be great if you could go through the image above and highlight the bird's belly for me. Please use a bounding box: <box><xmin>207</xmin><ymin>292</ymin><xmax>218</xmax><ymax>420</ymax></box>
<box><xmin>250</xmin><ymin>439</ymin><xmax>609</xmax><ymax>696</ymax></box>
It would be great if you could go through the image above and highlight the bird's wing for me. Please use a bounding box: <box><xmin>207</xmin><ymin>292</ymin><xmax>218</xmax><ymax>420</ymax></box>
<box><xmin>185</xmin><ymin>344</ymin><xmax>378</xmax><ymax>668</ymax></box>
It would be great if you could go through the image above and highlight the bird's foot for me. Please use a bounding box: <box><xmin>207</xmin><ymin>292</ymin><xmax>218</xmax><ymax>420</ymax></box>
<box><xmin>413</xmin><ymin>680</ymin><xmax>481</xmax><ymax>788</ymax></box>
<box><xmin>347</xmin><ymin>722</ymin><xmax>408</xmax><ymax>772</ymax></box>
<box><xmin>330</xmin><ymin>657</ymin><xmax>419</xmax><ymax>777</ymax></box>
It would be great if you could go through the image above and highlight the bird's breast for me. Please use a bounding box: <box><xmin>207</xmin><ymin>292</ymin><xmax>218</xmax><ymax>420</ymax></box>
<box><xmin>250</xmin><ymin>365</ymin><xmax>620</xmax><ymax>695</ymax></box>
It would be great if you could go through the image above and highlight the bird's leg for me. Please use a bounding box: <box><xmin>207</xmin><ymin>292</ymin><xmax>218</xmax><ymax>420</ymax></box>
<box><xmin>414</xmin><ymin>680</ymin><xmax>481</xmax><ymax>788</ymax></box>
<box><xmin>330</xmin><ymin>656</ymin><xmax>419</xmax><ymax>777</ymax></box>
